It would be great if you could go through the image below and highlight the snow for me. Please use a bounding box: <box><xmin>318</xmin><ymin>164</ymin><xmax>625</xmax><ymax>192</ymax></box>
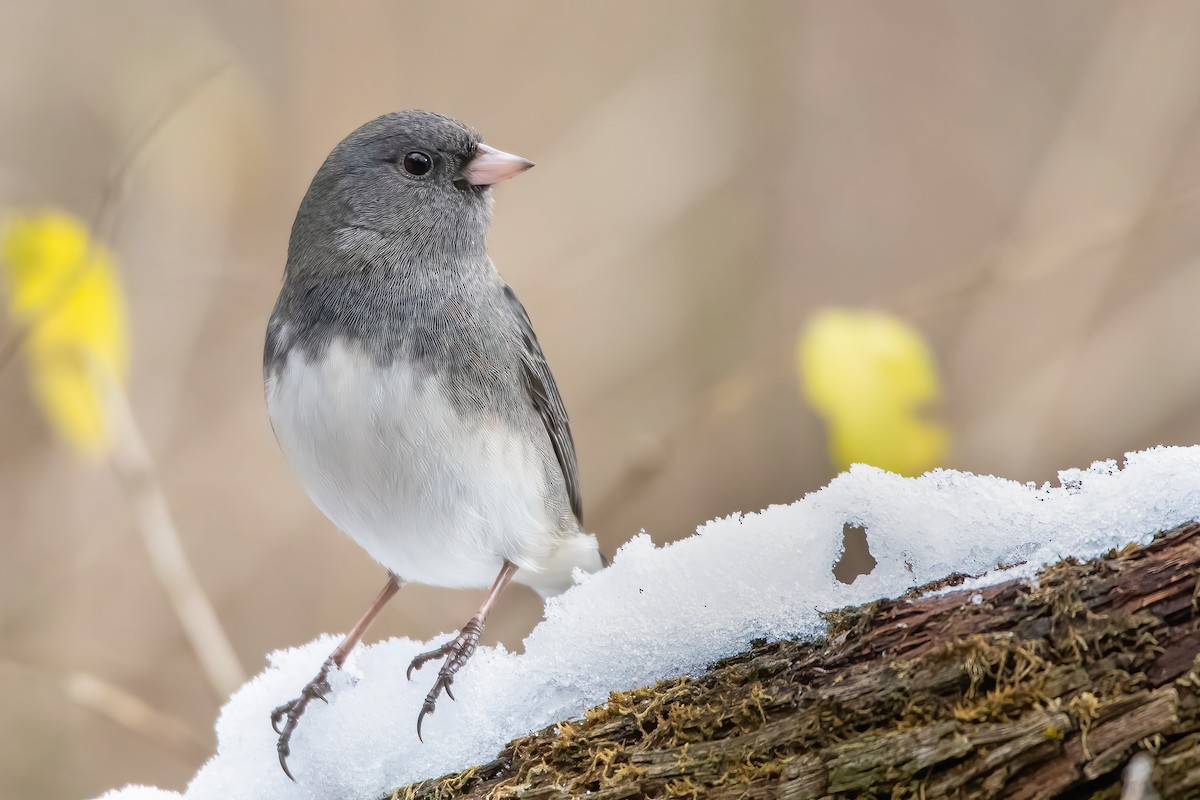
<box><xmin>97</xmin><ymin>446</ymin><xmax>1200</xmax><ymax>800</ymax></box>
<box><xmin>93</xmin><ymin>789</ymin><xmax>182</xmax><ymax>800</ymax></box>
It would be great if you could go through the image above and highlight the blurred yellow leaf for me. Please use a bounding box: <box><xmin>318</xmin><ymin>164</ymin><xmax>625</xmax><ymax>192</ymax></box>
<box><xmin>1</xmin><ymin>211</ymin><xmax>130</xmax><ymax>456</ymax></box>
<box><xmin>798</xmin><ymin>308</ymin><xmax>947</xmax><ymax>476</ymax></box>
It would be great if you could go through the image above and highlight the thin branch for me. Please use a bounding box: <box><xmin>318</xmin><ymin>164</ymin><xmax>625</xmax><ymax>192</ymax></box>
<box><xmin>65</xmin><ymin>670</ymin><xmax>210</xmax><ymax>757</ymax></box>
<box><xmin>98</xmin><ymin>361</ymin><xmax>246</xmax><ymax>698</ymax></box>
<box><xmin>0</xmin><ymin>656</ymin><xmax>207</xmax><ymax>758</ymax></box>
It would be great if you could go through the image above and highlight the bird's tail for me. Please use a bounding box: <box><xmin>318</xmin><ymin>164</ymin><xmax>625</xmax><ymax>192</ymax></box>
<box><xmin>517</xmin><ymin>531</ymin><xmax>605</xmax><ymax>598</ymax></box>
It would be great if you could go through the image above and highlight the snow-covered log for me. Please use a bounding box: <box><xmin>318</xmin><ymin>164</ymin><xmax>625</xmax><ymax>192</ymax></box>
<box><xmin>398</xmin><ymin>521</ymin><xmax>1200</xmax><ymax>799</ymax></box>
<box><xmin>97</xmin><ymin>448</ymin><xmax>1200</xmax><ymax>800</ymax></box>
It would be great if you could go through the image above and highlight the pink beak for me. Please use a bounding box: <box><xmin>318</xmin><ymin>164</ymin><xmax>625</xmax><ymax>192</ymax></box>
<box><xmin>459</xmin><ymin>143</ymin><xmax>534</xmax><ymax>187</ymax></box>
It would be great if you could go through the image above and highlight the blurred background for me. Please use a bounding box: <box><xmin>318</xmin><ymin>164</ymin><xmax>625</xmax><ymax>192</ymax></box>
<box><xmin>4</xmin><ymin>1</ymin><xmax>1200</xmax><ymax>797</ymax></box>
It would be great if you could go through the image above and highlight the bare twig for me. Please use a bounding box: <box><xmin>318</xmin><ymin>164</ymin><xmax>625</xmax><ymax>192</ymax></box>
<box><xmin>65</xmin><ymin>670</ymin><xmax>210</xmax><ymax>757</ymax></box>
<box><xmin>0</xmin><ymin>60</ymin><xmax>244</xmax><ymax>700</ymax></box>
<box><xmin>0</xmin><ymin>656</ymin><xmax>206</xmax><ymax>757</ymax></box>
<box><xmin>97</xmin><ymin>361</ymin><xmax>246</xmax><ymax>698</ymax></box>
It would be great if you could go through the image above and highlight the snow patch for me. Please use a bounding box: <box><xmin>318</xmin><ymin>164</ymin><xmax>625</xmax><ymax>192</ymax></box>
<box><xmin>97</xmin><ymin>446</ymin><xmax>1200</xmax><ymax>800</ymax></box>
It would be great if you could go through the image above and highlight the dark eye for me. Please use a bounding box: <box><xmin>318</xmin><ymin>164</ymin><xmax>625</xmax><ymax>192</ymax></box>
<box><xmin>402</xmin><ymin>151</ymin><xmax>433</xmax><ymax>176</ymax></box>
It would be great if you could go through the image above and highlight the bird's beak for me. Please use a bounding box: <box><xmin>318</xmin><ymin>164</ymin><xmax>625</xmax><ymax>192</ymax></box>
<box><xmin>459</xmin><ymin>144</ymin><xmax>534</xmax><ymax>187</ymax></box>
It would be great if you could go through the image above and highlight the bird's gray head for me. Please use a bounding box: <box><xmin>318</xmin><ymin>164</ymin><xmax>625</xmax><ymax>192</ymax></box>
<box><xmin>287</xmin><ymin>110</ymin><xmax>533</xmax><ymax>274</ymax></box>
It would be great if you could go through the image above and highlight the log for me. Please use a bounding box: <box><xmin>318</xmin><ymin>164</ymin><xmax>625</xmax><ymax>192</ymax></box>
<box><xmin>391</xmin><ymin>522</ymin><xmax>1200</xmax><ymax>799</ymax></box>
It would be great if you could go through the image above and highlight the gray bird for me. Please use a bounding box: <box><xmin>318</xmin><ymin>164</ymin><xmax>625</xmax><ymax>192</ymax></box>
<box><xmin>263</xmin><ymin>110</ymin><xmax>602</xmax><ymax>779</ymax></box>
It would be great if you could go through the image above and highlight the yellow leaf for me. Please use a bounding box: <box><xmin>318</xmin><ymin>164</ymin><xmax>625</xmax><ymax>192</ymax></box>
<box><xmin>1</xmin><ymin>211</ymin><xmax>130</xmax><ymax>456</ymax></box>
<box><xmin>798</xmin><ymin>308</ymin><xmax>947</xmax><ymax>476</ymax></box>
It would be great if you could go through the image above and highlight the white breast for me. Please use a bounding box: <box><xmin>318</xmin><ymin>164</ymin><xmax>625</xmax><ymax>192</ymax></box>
<box><xmin>266</xmin><ymin>340</ymin><xmax>561</xmax><ymax>589</ymax></box>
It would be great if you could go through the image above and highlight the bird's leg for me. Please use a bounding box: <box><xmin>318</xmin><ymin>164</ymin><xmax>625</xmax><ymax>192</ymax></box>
<box><xmin>272</xmin><ymin>573</ymin><xmax>401</xmax><ymax>780</ymax></box>
<box><xmin>407</xmin><ymin>560</ymin><xmax>518</xmax><ymax>741</ymax></box>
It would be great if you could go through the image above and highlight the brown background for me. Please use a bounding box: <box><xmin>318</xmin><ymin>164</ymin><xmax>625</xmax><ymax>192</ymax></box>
<box><xmin>4</xmin><ymin>2</ymin><xmax>1200</xmax><ymax>798</ymax></box>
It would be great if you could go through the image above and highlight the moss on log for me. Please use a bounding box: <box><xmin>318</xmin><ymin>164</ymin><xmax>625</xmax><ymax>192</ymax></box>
<box><xmin>392</xmin><ymin>522</ymin><xmax>1200</xmax><ymax>799</ymax></box>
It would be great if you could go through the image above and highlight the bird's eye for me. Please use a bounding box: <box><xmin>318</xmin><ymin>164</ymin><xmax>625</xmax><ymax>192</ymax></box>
<box><xmin>402</xmin><ymin>152</ymin><xmax>433</xmax><ymax>176</ymax></box>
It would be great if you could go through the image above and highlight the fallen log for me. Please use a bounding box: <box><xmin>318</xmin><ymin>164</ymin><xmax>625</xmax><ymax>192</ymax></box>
<box><xmin>393</xmin><ymin>521</ymin><xmax>1200</xmax><ymax>799</ymax></box>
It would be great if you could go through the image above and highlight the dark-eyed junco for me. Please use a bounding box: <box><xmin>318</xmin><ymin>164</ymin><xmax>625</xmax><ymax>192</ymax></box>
<box><xmin>262</xmin><ymin>111</ymin><xmax>602</xmax><ymax>778</ymax></box>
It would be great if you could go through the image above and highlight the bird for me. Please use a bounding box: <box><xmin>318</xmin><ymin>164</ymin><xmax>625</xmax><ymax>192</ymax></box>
<box><xmin>262</xmin><ymin>110</ymin><xmax>603</xmax><ymax>779</ymax></box>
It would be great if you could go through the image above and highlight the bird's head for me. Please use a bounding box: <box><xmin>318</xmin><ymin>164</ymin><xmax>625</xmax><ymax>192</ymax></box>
<box><xmin>291</xmin><ymin>110</ymin><xmax>533</xmax><ymax>265</ymax></box>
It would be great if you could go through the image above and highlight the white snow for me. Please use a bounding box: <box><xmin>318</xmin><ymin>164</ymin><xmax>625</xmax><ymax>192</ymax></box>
<box><xmin>97</xmin><ymin>446</ymin><xmax>1200</xmax><ymax>800</ymax></box>
<box><xmin>93</xmin><ymin>789</ymin><xmax>182</xmax><ymax>800</ymax></box>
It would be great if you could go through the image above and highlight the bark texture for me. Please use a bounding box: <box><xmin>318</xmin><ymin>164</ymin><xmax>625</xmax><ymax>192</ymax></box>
<box><xmin>392</xmin><ymin>522</ymin><xmax>1200</xmax><ymax>799</ymax></box>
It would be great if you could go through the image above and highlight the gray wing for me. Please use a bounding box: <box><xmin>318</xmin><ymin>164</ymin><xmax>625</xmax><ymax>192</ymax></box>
<box><xmin>503</xmin><ymin>284</ymin><xmax>583</xmax><ymax>524</ymax></box>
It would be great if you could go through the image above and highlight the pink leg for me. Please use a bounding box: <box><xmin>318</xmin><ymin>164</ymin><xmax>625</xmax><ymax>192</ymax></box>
<box><xmin>407</xmin><ymin>560</ymin><xmax>518</xmax><ymax>741</ymax></box>
<box><xmin>272</xmin><ymin>573</ymin><xmax>401</xmax><ymax>780</ymax></box>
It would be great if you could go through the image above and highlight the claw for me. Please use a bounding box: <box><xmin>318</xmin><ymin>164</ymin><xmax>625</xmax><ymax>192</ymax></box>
<box><xmin>278</xmin><ymin>741</ymin><xmax>295</xmax><ymax>782</ymax></box>
<box><xmin>266</xmin><ymin>574</ymin><xmax>404</xmax><ymax>779</ymax></box>
<box><xmin>406</xmin><ymin>616</ymin><xmax>485</xmax><ymax>741</ymax></box>
<box><xmin>416</xmin><ymin>706</ymin><xmax>429</xmax><ymax>743</ymax></box>
<box><xmin>270</xmin><ymin>657</ymin><xmax>336</xmax><ymax>780</ymax></box>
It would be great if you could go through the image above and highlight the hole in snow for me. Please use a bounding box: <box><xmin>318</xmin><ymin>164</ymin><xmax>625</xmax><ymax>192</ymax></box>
<box><xmin>834</xmin><ymin>523</ymin><xmax>877</xmax><ymax>584</ymax></box>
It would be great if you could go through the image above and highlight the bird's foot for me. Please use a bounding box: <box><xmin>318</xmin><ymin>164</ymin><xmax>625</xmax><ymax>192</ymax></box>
<box><xmin>271</xmin><ymin>656</ymin><xmax>337</xmax><ymax>781</ymax></box>
<box><xmin>406</xmin><ymin>615</ymin><xmax>485</xmax><ymax>741</ymax></box>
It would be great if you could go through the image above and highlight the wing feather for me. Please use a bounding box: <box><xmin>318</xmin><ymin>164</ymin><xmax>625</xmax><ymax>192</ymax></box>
<box><xmin>503</xmin><ymin>285</ymin><xmax>583</xmax><ymax>524</ymax></box>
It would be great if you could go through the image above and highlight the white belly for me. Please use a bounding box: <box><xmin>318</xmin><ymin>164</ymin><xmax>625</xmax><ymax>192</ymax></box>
<box><xmin>265</xmin><ymin>340</ymin><xmax>558</xmax><ymax>589</ymax></box>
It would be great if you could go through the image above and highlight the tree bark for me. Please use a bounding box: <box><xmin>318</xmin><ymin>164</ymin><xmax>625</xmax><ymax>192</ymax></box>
<box><xmin>392</xmin><ymin>522</ymin><xmax>1200</xmax><ymax>799</ymax></box>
